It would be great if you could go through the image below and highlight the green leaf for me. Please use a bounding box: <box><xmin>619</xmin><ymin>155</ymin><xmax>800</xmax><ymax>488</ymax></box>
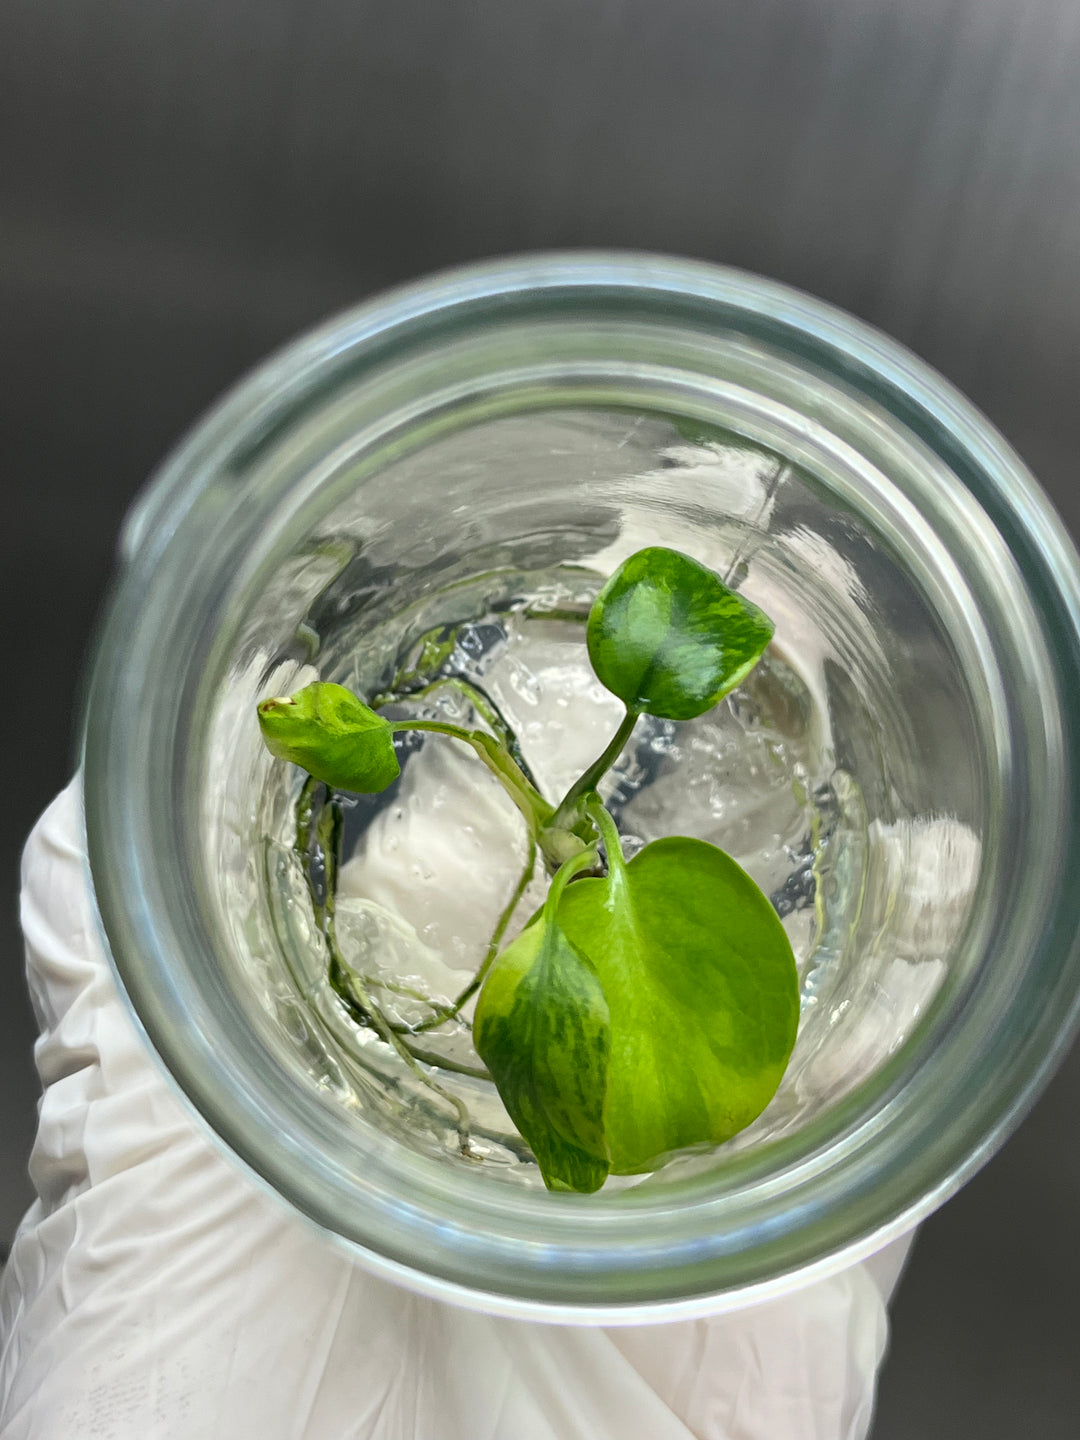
<box><xmin>586</xmin><ymin>546</ymin><xmax>774</xmax><ymax>721</ymax></box>
<box><xmin>558</xmin><ymin>814</ymin><xmax>799</xmax><ymax>1174</ymax></box>
<box><xmin>257</xmin><ymin>682</ymin><xmax>400</xmax><ymax>793</ymax></box>
<box><xmin>474</xmin><ymin>854</ymin><xmax>611</xmax><ymax>1193</ymax></box>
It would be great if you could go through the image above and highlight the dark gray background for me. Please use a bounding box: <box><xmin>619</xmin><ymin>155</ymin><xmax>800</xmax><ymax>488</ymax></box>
<box><xmin>3</xmin><ymin>1</ymin><xmax>1079</xmax><ymax>1433</ymax></box>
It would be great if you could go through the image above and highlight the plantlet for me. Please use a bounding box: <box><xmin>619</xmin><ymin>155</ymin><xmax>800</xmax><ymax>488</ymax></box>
<box><xmin>257</xmin><ymin>546</ymin><xmax>800</xmax><ymax>1191</ymax></box>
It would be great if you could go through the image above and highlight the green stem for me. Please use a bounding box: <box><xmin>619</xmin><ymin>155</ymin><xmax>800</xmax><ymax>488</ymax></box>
<box><xmin>397</xmin><ymin>1040</ymin><xmax>490</xmax><ymax>1081</ymax></box>
<box><xmin>314</xmin><ymin>790</ymin><xmax>344</xmax><ymax>927</ymax></box>
<box><xmin>329</xmin><ymin>964</ymin><xmax>490</xmax><ymax>1080</ymax></box>
<box><xmin>328</xmin><ymin>919</ymin><xmax>480</xmax><ymax>1144</ymax></box>
<box><xmin>294</xmin><ymin>774</ymin><xmax>320</xmax><ymax>862</ymax></box>
<box><xmin>392</xmin><ymin>719</ymin><xmax>556</xmax><ymax>838</ymax></box>
<box><xmin>298</xmin><ymin>782</ymin><xmax>481</xmax><ymax>1148</ymax></box>
<box><xmin>368</xmin><ymin>975</ymin><xmax>443</xmax><ymax>1005</ymax></box>
<box><xmin>375</xmin><ymin>672</ymin><xmax>536</xmax><ymax>775</ymax></box>
<box><xmin>553</xmin><ymin>708</ymin><xmax>639</xmax><ymax>825</ymax></box>
<box><xmin>544</xmin><ymin>842</ymin><xmax>602</xmax><ymax>915</ymax></box>
<box><xmin>521</xmin><ymin>605</ymin><xmax>590</xmax><ymax>624</ymax></box>
<box><xmin>389</xmin><ymin>703</ymin><xmax>594</xmax><ymax>875</ymax></box>
<box><xmin>396</xmin><ymin>677</ymin><xmax>509</xmax><ymax>748</ymax></box>
<box><xmin>404</xmin><ymin>837</ymin><xmax>538</xmax><ymax>1033</ymax></box>
<box><xmin>585</xmin><ymin>792</ymin><xmax>629</xmax><ymax>883</ymax></box>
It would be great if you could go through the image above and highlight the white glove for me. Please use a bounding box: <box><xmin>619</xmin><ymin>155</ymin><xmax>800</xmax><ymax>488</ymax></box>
<box><xmin>0</xmin><ymin>781</ymin><xmax>911</xmax><ymax>1440</ymax></box>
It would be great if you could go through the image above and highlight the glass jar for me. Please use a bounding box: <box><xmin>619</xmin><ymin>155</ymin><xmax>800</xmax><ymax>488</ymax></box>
<box><xmin>82</xmin><ymin>252</ymin><xmax>1080</xmax><ymax>1321</ymax></box>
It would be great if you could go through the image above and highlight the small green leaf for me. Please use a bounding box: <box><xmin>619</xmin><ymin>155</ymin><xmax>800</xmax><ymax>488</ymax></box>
<box><xmin>586</xmin><ymin>546</ymin><xmax>774</xmax><ymax>721</ymax></box>
<box><xmin>257</xmin><ymin>682</ymin><xmax>400</xmax><ymax>793</ymax></box>
<box><xmin>558</xmin><ymin>816</ymin><xmax>799</xmax><ymax>1174</ymax></box>
<box><xmin>474</xmin><ymin>854</ymin><xmax>611</xmax><ymax>1193</ymax></box>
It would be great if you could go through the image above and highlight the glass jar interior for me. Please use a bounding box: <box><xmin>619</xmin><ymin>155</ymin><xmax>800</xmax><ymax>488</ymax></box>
<box><xmin>201</xmin><ymin>397</ymin><xmax>993</xmax><ymax>1192</ymax></box>
<box><xmin>85</xmin><ymin>258</ymin><xmax>1080</xmax><ymax>1315</ymax></box>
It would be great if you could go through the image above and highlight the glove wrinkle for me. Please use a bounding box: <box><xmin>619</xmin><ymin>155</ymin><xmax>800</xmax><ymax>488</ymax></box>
<box><xmin>0</xmin><ymin>779</ymin><xmax>909</xmax><ymax>1440</ymax></box>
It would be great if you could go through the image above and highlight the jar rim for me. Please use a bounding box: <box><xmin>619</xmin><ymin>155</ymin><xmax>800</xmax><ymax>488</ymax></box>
<box><xmin>83</xmin><ymin>251</ymin><xmax>1080</xmax><ymax>1319</ymax></box>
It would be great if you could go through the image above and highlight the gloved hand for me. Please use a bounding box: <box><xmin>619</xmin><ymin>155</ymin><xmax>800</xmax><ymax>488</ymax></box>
<box><xmin>0</xmin><ymin>780</ymin><xmax>911</xmax><ymax>1440</ymax></box>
